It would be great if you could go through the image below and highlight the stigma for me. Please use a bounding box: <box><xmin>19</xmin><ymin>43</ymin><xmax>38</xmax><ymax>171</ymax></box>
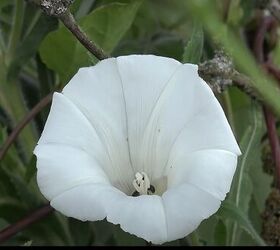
<box><xmin>132</xmin><ymin>172</ymin><xmax>155</xmax><ymax>196</ymax></box>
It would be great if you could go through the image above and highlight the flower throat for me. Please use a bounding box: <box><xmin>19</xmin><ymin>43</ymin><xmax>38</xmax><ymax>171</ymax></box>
<box><xmin>132</xmin><ymin>172</ymin><xmax>155</xmax><ymax>196</ymax></box>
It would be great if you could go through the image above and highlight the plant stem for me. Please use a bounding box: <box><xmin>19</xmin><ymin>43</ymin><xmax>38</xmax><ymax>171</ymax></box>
<box><xmin>0</xmin><ymin>204</ymin><xmax>53</xmax><ymax>244</ymax></box>
<box><xmin>1</xmin><ymin>80</ymin><xmax>37</xmax><ymax>160</ymax></box>
<box><xmin>29</xmin><ymin>0</ymin><xmax>109</xmax><ymax>60</ymax></box>
<box><xmin>58</xmin><ymin>10</ymin><xmax>109</xmax><ymax>60</ymax></box>
<box><xmin>263</xmin><ymin>107</ymin><xmax>280</xmax><ymax>187</ymax></box>
<box><xmin>0</xmin><ymin>92</ymin><xmax>53</xmax><ymax>161</ymax></box>
<box><xmin>252</xmin><ymin>14</ymin><xmax>280</xmax><ymax>189</ymax></box>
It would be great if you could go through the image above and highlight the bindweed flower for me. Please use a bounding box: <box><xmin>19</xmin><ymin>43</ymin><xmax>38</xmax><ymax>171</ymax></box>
<box><xmin>34</xmin><ymin>55</ymin><xmax>241</xmax><ymax>244</ymax></box>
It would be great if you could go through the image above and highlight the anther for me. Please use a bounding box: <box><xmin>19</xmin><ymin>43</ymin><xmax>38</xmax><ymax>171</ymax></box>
<box><xmin>132</xmin><ymin>172</ymin><xmax>155</xmax><ymax>196</ymax></box>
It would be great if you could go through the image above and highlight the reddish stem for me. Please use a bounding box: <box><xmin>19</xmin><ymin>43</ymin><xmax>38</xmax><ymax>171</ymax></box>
<box><xmin>264</xmin><ymin>107</ymin><xmax>280</xmax><ymax>187</ymax></box>
<box><xmin>253</xmin><ymin>16</ymin><xmax>276</xmax><ymax>63</ymax></box>
<box><xmin>0</xmin><ymin>204</ymin><xmax>54</xmax><ymax>244</ymax></box>
<box><xmin>263</xmin><ymin>61</ymin><xmax>280</xmax><ymax>88</ymax></box>
<box><xmin>0</xmin><ymin>93</ymin><xmax>53</xmax><ymax>161</ymax></box>
<box><xmin>253</xmin><ymin>14</ymin><xmax>280</xmax><ymax>188</ymax></box>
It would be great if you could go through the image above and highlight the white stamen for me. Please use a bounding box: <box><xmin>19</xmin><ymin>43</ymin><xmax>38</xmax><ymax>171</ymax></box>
<box><xmin>132</xmin><ymin>172</ymin><xmax>151</xmax><ymax>195</ymax></box>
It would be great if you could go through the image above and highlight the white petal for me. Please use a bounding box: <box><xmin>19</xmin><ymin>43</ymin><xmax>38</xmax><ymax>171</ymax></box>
<box><xmin>35</xmin><ymin>92</ymin><xmax>131</xmax><ymax>194</ymax></box>
<box><xmin>106</xmin><ymin>194</ymin><xmax>167</xmax><ymax>244</ymax></box>
<box><xmin>62</xmin><ymin>58</ymin><xmax>135</xmax><ymax>193</ymax></box>
<box><xmin>37</xmin><ymin>92</ymin><xmax>104</xmax><ymax>157</ymax></box>
<box><xmin>136</xmin><ymin>64</ymin><xmax>241</xmax><ymax>180</ymax></box>
<box><xmin>34</xmin><ymin>55</ymin><xmax>241</xmax><ymax>245</ymax></box>
<box><xmin>51</xmin><ymin>183</ymin><xmax>168</xmax><ymax>244</ymax></box>
<box><xmin>34</xmin><ymin>144</ymin><xmax>110</xmax><ymax>200</ymax></box>
<box><xmin>162</xmin><ymin>65</ymin><xmax>241</xmax><ymax>157</ymax></box>
<box><xmin>167</xmin><ymin>149</ymin><xmax>238</xmax><ymax>200</ymax></box>
<box><xmin>116</xmin><ymin>55</ymin><xmax>181</xmax><ymax>175</ymax></box>
<box><xmin>162</xmin><ymin>183</ymin><xmax>220</xmax><ymax>242</ymax></box>
<box><xmin>51</xmin><ymin>183</ymin><xmax>125</xmax><ymax>221</ymax></box>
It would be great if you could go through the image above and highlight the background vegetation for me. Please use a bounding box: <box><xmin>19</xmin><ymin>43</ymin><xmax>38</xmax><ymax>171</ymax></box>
<box><xmin>0</xmin><ymin>0</ymin><xmax>280</xmax><ymax>246</ymax></box>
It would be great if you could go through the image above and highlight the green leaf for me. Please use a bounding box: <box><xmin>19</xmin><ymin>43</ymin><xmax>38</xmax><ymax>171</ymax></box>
<box><xmin>230</xmin><ymin>102</ymin><xmax>264</xmax><ymax>211</ymax></box>
<box><xmin>112</xmin><ymin>224</ymin><xmax>146</xmax><ymax>246</ymax></box>
<box><xmin>241</xmin><ymin>198</ymin><xmax>264</xmax><ymax>244</ymax></box>
<box><xmin>226</xmin><ymin>0</ymin><xmax>243</xmax><ymax>27</ymax></box>
<box><xmin>218</xmin><ymin>201</ymin><xmax>266</xmax><ymax>246</ymax></box>
<box><xmin>25</xmin><ymin>155</ymin><xmax>37</xmax><ymax>183</ymax></box>
<box><xmin>250</xmin><ymin>161</ymin><xmax>273</xmax><ymax>213</ymax></box>
<box><xmin>195</xmin><ymin>215</ymin><xmax>219</xmax><ymax>246</ymax></box>
<box><xmin>0</xmin><ymin>0</ymin><xmax>11</xmax><ymax>9</ymax></box>
<box><xmin>40</xmin><ymin>27</ymin><xmax>92</xmax><ymax>84</ymax></box>
<box><xmin>0</xmin><ymin>166</ymin><xmax>19</xmax><ymax>197</ymax></box>
<box><xmin>152</xmin><ymin>33</ymin><xmax>184</xmax><ymax>61</ymax></box>
<box><xmin>39</xmin><ymin>1</ymin><xmax>143</xmax><ymax>83</ymax></box>
<box><xmin>0</xmin><ymin>167</ymin><xmax>40</xmax><ymax>208</ymax></box>
<box><xmin>7</xmin><ymin>13</ymin><xmax>57</xmax><ymax>79</ymax></box>
<box><xmin>182</xmin><ymin>22</ymin><xmax>204</xmax><ymax>64</ymax></box>
<box><xmin>0</xmin><ymin>197</ymin><xmax>28</xmax><ymax>222</ymax></box>
<box><xmin>239</xmin><ymin>0</ymin><xmax>255</xmax><ymax>25</ymax></box>
<box><xmin>214</xmin><ymin>220</ymin><xmax>227</xmax><ymax>246</ymax></box>
<box><xmin>68</xmin><ymin>219</ymin><xmax>93</xmax><ymax>245</ymax></box>
<box><xmin>228</xmin><ymin>102</ymin><xmax>264</xmax><ymax>245</ymax></box>
<box><xmin>92</xmin><ymin>220</ymin><xmax>116</xmax><ymax>245</ymax></box>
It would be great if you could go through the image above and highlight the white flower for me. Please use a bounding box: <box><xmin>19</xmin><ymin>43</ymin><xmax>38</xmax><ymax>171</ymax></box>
<box><xmin>34</xmin><ymin>55</ymin><xmax>241</xmax><ymax>244</ymax></box>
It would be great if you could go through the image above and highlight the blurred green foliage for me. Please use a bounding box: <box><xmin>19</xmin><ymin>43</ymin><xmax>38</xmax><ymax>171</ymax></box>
<box><xmin>0</xmin><ymin>0</ymin><xmax>279</xmax><ymax>246</ymax></box>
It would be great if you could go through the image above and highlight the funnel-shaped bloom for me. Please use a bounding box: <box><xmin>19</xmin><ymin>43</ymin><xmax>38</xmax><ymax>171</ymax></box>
<box><xmin>34</xmin><ymin>55</ymin><xmax>241</xmax><ymax>244</ymax></box>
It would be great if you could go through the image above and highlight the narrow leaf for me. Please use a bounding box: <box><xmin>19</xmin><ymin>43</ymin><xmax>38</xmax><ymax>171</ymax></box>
<box><xmin>182</xmin><ymin>22</ymin><xmax>204</xmax><ymax>64</ymax></box>
<box><xmin>218</xmin><ymin>202</ymin><xmax>266</xmax><ymax>246</ymax></box>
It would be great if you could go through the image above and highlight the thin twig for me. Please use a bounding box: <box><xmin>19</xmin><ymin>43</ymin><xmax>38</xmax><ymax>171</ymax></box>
<box><xmin>0</xmin><ymin>93</ymin><xmax>53</xmax><ymax>161</ymax></box>
<box><xmin>0</xmin><ymin>204</ymin><xmax>53</xmax><ymax>244</ymax></box>
<box><xmin>253</xmin><ymin>16</ymin><xmax>276</xmax><ymax>63</ymax></box>
<box><xmin>263</xmin><ymin>61</ymin><xmax>280</xmax><ymax>87</ymax></box>
<box><xmin>263</xmin><ymin>107</ymin><xmax>280</xmax><ymax>187</ymax></box>
<box><xmin>29</xmin><ymin>0</ymin><xmax>109</xmax><ymax>60</ymax></box>
<box><xmin>59</xmin><ymin>10</ymin><xmax>109</xmax><ymax>60</ymax></box>
<box><xmin>198</xmin><ymin>52</ymin><xmax>260</xmax><ymax>100</ymax></box>
<box><xmin>253</xmin><ymin>14</ymin><xmax>280</xmax><ymax>188</ymax></box>
<box><xmin>231</xmin><ymin>70</ymin><xmax>261</xmax><ymax>101</ymax></box>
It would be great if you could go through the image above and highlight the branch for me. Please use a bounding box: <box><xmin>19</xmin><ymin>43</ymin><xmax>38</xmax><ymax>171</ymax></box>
<box><xmin>231</xmin><ymin>71</ymin><xmax>261</xmax><ymax>100</ymax></box>
<box><xmin>253</xmin><ymin>16</ymin><xmax>276</xmax><ymax>63</ymax></box>
<box><xmin>59</xmin><ymin>10</ymin><xmax>109</xmax><ymax>61</ymax></box>
<box><xmin>0</xmin><ymin>93</ymin><xmax>53</xmax><ymax>161</ymax></box>
<box><xmin>31</xmin><ymin>0</ymin><xmax>109</xmax><ymax>60</ymax></box>
<box><xmin>198</xmin><ymin>51</ymin><xmax>260</xmax><ymax>100</ymax></box>
<box><xmin>0</xmin><ymin>204</ymin><xmax>53</xmax><ymax>244</ymax></box>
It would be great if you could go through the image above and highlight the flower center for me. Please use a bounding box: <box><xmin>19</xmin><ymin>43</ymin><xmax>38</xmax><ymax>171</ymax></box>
<box><xmin>132</xmin><ymin>172</ymin><xmax>155</xmax><ymax>196</ymax></box>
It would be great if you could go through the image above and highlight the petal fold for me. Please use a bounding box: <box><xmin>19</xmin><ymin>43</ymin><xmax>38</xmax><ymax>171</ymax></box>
<box><xmin>35</xmin><ymin>144</ymin><xmax>109</xmax><ymax>200</ymax></box>
<box><xmin>116</xmin><ymin>55</ymin><xmax>181</xmax><ymax>175</ymax></box>
<box><xmin>167</xmin><ymin>149</ymin><xmax>238</xmax><ymax>200</ymax></box>
<box><xmin>162</xmin><ymin>183</ymin><xmax>220</xmax><ymax>241</ymax></box>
